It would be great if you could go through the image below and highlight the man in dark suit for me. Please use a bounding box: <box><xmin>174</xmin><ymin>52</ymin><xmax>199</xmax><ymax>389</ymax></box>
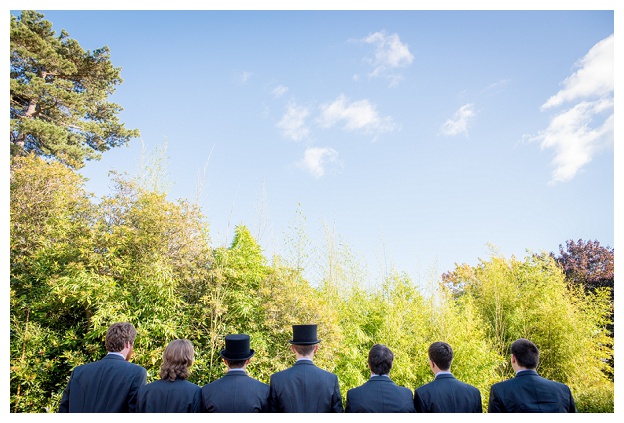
<box><xmin>268</xmin><ymin>324</ymin><xmax>343</xmax><ymax>412</ymax></box>
<box><xmin>58</xmin><ymin>322</ymin><xmax>147</xmax><ymax>412</ymax></box>
<box><xmin>201</xmin><ymin>333</ymin><xmax>269</xmax><ymax>412</ymax></box>
<box><xmin>488</xmin><ymin>338</ymin><xmax>577</xmax><ymax>413</ymax></box>
<box><xmin>345</xmin><ymin>344</ymin><xmax>415</xmax><ymax>412</ymax></box>
<box><xmin>414</xmin><ymin>341</ymin><xmax>482</xmax><ymax>413</ymax></box>
<box><xmin>136</xmin><ymin>339</ymin><xmax>201</xmax><ymax>412</ymax></box>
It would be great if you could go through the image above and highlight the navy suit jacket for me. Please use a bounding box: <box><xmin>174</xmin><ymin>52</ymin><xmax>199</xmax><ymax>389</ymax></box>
<box><xmin>136</xmin><ymin>379</ymin><xmax>201</xmax><ymax>412</ymax></box>
<box><xmin>345</xmin><ymin>376</ymin><xmax>415</xmax><ymax>413</ymax></box>
<box><xmin>201</xmin><ymin>371</ymin><xmax>269</xmax><ymax>412</ymax></box>
<box><xmin>269</xmin><ymin>360</ymin><xmax>343</xmax><ymax>412</ymax></box>
<box><xmin>414</xmin><ymin>373</ymin><xmax>482</xmax><ymax>413</ymax></box>
<box><xmin>58</xmin><ymin>354</ymin><xmax>147</xmax><ymax>413</ymax></box>
<box><xmin>488</xmin><ymin>370</ymin><xmax>577</xmax><ymax>413</ymax></box>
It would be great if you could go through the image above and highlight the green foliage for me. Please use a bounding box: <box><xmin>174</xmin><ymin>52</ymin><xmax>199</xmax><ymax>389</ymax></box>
<box><xmin>443</xmin><ymin>252</ymin><xmax>613</xmax><ymax>411</ymax></box>
<box><xmin>9</xmin><ymin>155</ymin><xmax>613</xmax><ymax>412</ymax></box>
<box><xmin>10</xmin><ymin>11</ymin><xmax>139</xmax><ymax>168</ymax></box>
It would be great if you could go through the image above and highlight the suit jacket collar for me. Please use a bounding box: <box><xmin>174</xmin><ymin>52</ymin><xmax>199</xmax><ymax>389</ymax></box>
<box><xmin>515</xmin><ymin>369</ymin><xmax>539</xmax><ymax>377</ymax></box>
<box><xmin>434</xmin><ymin>373</ymin><xmax>456</xmax><ymax>380</ymax></box>
<box><xmin>103</xmin><ymin>353</ymin><xmax>125</xmax><ymax>361</ymax></box>
<box><xmin>224</xmin><ymin>371</ymin><xmax>248</xmax><ymax>378</ymax></box>
<box><xmin>293</xmin><ymin>360</ymin><xmax>315</xmax><ymax>367</ymax></box>
<box><xmin>366</xmin><ymin>376</ymin><xmax>395</xmax><ymax>384</ymax></box>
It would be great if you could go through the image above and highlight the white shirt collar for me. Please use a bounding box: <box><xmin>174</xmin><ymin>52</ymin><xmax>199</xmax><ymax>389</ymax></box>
<box><xmin>107</xmin><ymin>352</ymin><xmax>125</xmax><ymax>359</ymax></box>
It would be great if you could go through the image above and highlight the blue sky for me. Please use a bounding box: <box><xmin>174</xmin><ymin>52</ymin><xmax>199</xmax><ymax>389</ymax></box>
<box><xmin>6</xmin><ymin>2</ymin><xmax>617</xmax><ymax>288</ymax></box>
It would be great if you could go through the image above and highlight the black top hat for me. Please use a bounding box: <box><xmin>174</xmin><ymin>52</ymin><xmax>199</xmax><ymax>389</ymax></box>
<box><xmin>220</xmin><ymin>334</ymin><xmax>255</xmax><ymax>361</ymax></box>
<box><xmin>289</xmin><ymin>324</ymin><xmax>321</xmax><ymax>345</ymax></box>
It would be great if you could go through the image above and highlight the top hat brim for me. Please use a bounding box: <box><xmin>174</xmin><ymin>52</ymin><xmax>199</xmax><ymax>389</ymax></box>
<box><xmin>288</xmin><ymin>339</ymin><xmax>321</xmax><ymax>345</ymax></box>
<box><xmin>219</xmin><ymin>349</ymin><xmax>255</xmax><ymax>361</ymax></box>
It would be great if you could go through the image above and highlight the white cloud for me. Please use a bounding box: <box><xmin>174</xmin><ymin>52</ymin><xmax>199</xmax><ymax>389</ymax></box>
<box><xmin>297</xmin><ymin>147</ymin><xmax>339</xmax><ymax>178</ymax></box>
<box><xmin>276</xmin><ymin>102</ymin><xmax>310</xmax><ymax>142</ymax></box>
<box><xmin>439</xmin><ymin>103</ymin><xmax>476</xmax><ymax>137</ymax></box>
<box><xmin>317</xmin><ymin>94</ymin><xmax>397</xmax><ymax>135</ymax></box>
<box><xmin>530</xmin><ymin>98</ymin><xmax>613</xmax><ymax>184</ymax></box>
<box><xmin>361</xmin><ymin>31</ymin><xmax>414</xmax><ymax>86</ymax></box>
<box><xmin>541</xmin><ymin>34</ymin><xmax>613</xmax><ymax>110</ymax></box>
<box><xmin>530</xmin><ymin>34</ymin><xmax>614</xmax><ymax>184</ymax></box>
<box><xmin>272</xmin><ymin>85</ymin><xmax>289</xmax><ymax>98</ymax></box>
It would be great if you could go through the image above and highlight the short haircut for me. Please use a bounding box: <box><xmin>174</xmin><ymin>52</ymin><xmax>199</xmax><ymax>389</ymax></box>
<box><xmin>428</xmin><ymin>341</ymin><xmax>453</xmax><ymax>371</ymax></box>
<box><xmin>224</xmin><ymin>359</ymin><xmax>247</xmax><ymax>369</ymax></box>
<box><xmin>105</xmin><ymin>322</ymin><xmax>137</xmax><ymax>352</ymax></box>
<box><xmin>511</xmin><ymin>338</ymin><xmax>539</xmax><ymax>369</ymax></box>
<box><xmin>292</xmin><ymin>344</ymin><xmax>316</xmax><ymax>356</ymax></box>
<box><xmin>368</xmin><ymin>344</ymin><xmax>394</xmax><ymax>375</ymax></box>
<box><xmin>160</xmin><ymin>339</ymin><xmax>195</xmax><ymax>381</ymax></box>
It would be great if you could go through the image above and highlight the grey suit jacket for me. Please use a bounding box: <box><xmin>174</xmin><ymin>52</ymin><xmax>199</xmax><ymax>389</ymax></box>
<box><xmin>345</xmin><ymin>376</ymin><xmax>415</xmax><ymax>413</ymax></box>
<box><xmin>201</xmin><ymin>371</ymin><xmax>269</xmax><ymax>412</ymax></box>
<box><xmin>58</xmin><ymin>354</ymin><xmax>147</xmax><ymax>412</ymax></box>
<box><xmin>414</xmin><ymin>373</ymin><xmax>482</xmax><ymax>413</ymax></box>
<box><xmin>488</xmin><ymin>370</ymin><xmax>576</xmax><ymax>413</ymax></box>
<box><xmin>269</xmin><ymin>360</ymin><xmax>343</xmax><ymax>412</ymax></box>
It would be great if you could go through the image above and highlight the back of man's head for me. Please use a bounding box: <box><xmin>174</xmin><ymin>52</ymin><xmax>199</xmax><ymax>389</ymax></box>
<box><xmin>292</xmin><ymin>344</ymin><xmax>316</xmax><ymax>357</ymax></box>
<box><xmin>428</xmin><ymin>341</ymin><xmax>453</xmax><ymax>371</ymax></box>
<box><xmin>511</xmin><ymin>338</ymin><xmax>539</xmax><ymax>369</ymax></box>
<box><xmin>368</xmin><ymin>344</ymin><xmax>393</xmax><ymax>375</ymax></box>
<box><xmin>105</xmin><ymin>322</ymin><xmax>137</xmax><ymax>352</ymax></box>
<box><xmin>224</xmin><ymin>359</ymin><xmax>247</xmax><ymax>369</ymax></box>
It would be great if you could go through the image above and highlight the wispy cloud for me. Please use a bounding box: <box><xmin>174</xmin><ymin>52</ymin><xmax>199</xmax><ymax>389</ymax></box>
<box><xmin>240</xmin><ymin>71</ymin><xmax>253</xmax><ymax>84</ymax></box>
<box><xmin>531</xmin><ymin>98</ymin><xmax>613</xmax><ymax>184</ymax></box>
<box><xmin>317</xmin><ymin>94</ymin><xmax>397</xmax><ymax>135</ymax></box>
<box><xmin>272</xmin><ymin>85</ymin><xmax>289</xmax><ymax>98</ymax></box>
<box><xmin>541</xmin><ymin>35</ymin><xmax>613</xmax><ymax>110</ymax></box>
<box><xmin>361</xmin><ymin>31</ymin><xmax>414</xmax><ymax>86</ymax></box>
<box><xmin>530</xmin><ymin>34</ymin><xmax>613</xmax><ymax>184</ymax></box>
<box><xmin>276</xmin><ymin>101</ymin><xmax>310</xmax><ymax>142</ymax></box>
<box><xmin>297</xmin><ymin>147</ymin><xmax>339</xmax><ymax>178</ymax></box>
<box><xmin>439</xmin><ymin>103</ymin><xmax>476</xmax><ymax>137</ymax></box>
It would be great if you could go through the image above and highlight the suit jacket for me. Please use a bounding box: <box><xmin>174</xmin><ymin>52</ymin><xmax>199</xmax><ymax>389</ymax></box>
<box><xmin>488</xmin><ymin>370</ymin><xmax>577</xmax><ymax>413</ymax></box>
<box><xmin>201</xmin><ymin>371</ymin><xmax>269</xmax><ymax>412</ymax></box>
<box><xmin>136</xmin><ymin>379</ymin><xmax>201</xmax><ymax>413</ymax></box>
<box><xmin>414</xmin><ymin>373</ymin><xmax>482</xmax><ymax>413</ymax></box>
<box><xmin>58</xmin><ymin>353</ymin><xmax>147</xmax><ymax>413</ymax></box>
<box><xmin>345</xmin><ymin>375</ymin><xmax>415</xmax><ymax>413</ymax></box>
<box><xmin>268</xmin><ymin>360</ymin><xmax>343</xmax><ymax>412</ymax></box>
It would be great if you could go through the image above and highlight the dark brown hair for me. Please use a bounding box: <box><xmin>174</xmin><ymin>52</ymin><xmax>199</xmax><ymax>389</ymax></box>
<box><xmin>428</xmin><ymin>341</ymin><xmax>453</xmax><ymax>371</ymax></box>
<box><xmin>368</xmin><ymin>344</ymin><xmax>394</xmax><ymax>375</ymax></box>
<box><xmin>511</xmin><ymin>338</ymin><xmax>539</xmax><ymax>369</ymax></box>
<box><xmin>292</xmin><ymin>344</ymin><xmax>316</xmax><ymax>356</ymax></box>
<box><xmin>105</xmin><ymin>322</ymin><xmax>137</xmax><ymax>352</ymax></box>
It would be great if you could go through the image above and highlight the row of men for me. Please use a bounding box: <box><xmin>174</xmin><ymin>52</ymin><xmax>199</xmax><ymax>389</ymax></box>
<box><xmin>59</xmin><ymin>322</ymin><xmax>577</xmax><ymax>413</ymax></box>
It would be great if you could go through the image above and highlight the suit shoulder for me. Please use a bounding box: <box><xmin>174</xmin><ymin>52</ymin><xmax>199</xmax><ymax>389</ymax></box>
<box><xmin>415</xmin><ymin>379</ymin><xmax>435</xmax><ymax>392</ymax></box>
<box><xmin>397</xmin><ymin>385</ymin><xmax>414</xmax><ymax>395</ymax></box>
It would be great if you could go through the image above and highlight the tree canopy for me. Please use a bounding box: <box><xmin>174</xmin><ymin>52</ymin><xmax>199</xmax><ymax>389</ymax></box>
<box><xmin>9</xmin><ymin>154</ymin><xmax>614</xmax><ymax>412</ymax></box>
<box><xmin>10</xmin><ymin>10</ymin><xmax>139</xmax><ymax>168</ymax></box>
<box><xmin>554</xmin><ymin>239</ymin><xmax>614</xmax><ymax>291</ymax></box>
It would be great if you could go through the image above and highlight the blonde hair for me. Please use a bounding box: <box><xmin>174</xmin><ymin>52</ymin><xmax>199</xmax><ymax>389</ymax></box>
<box><xmin>160</xmin><ymin>339</ymin><xmax>194</xmax><ymax>381</ymax></box>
